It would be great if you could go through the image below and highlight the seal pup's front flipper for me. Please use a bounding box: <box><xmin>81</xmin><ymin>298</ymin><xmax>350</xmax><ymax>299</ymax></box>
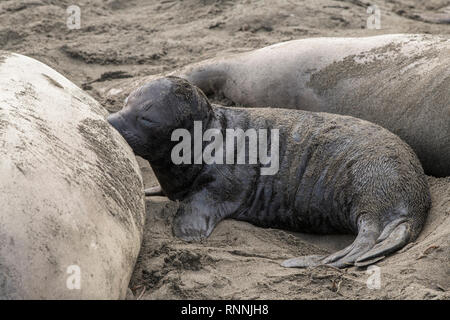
<box><xmin>172</xmin><ymin>188</ymin><xmax>236</xmax><ymax>242</ymax></box>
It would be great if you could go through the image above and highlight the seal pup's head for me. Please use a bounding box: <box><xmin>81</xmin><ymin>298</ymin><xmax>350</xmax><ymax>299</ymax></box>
<box><xmin>107</xmin><ymin>76</ymin><xmax>213</xmax><ymax>199</ymax></box>
<box><xmin>107</xmin><ymin>76</ymin><xmax>213</xmax><ymax>162</ymax></box>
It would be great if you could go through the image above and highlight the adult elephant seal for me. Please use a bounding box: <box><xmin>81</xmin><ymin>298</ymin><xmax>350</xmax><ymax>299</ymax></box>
<box><xmin>109</xmin><ymin>34</ymin><xmax>449</xmax><ymax>177</ymax></box>
<box><xmin>178</xmin><ymin>34</ymin><xmax>450</xmax><ymax>177</ymax></box>
<box><xmin>107</xmin><ymin>77</ymin><xmax>431</xmax><ymax>268</ymax></box>
<box><xmin>0</xmin><ymin>52</ymin><xmax>145</xmax><ymax>299</ymax></box>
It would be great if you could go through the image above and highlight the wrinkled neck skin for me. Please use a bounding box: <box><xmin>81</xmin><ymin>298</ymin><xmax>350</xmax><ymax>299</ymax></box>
<box><xmin>144</xmin><ymin>109</ymin><xmax>215</xmax><ymax>201</ymax></box>
<box><xmin>149</xmin><ymin>159</ymin><xmax>201</xmax><ymax>200</ymax></box>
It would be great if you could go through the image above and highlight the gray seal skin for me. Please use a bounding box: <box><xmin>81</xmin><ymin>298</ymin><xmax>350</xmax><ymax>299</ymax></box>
<box><xmin>0</xmin><ymin>52</ymin><xmax>145</xmax><ymax>299</ymax></box>
<box><xmin>173</xmin><ymin>34</ymin><xmax>450</xmax><ymax>178</ymax></box>
<box><xmin>108</xmin><ymin>76</ymin><xmax>431</xmax><ymax>268</ymax></box>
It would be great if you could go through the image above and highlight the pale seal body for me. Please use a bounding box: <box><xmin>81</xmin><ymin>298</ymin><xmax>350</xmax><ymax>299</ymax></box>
<box><xmin>0</xmin><ymin>52</ymin><xmax>145</xmax><ymax>299</ymax></box>
<box><xmin>174</xmin><ymin>34</ymin><xmax>450</xmax><ymax>177</ymax></box>
<box><xmin>108</xmin><ymin>77</ymin><xmax>431</xmax><ymax>268</ymax></box>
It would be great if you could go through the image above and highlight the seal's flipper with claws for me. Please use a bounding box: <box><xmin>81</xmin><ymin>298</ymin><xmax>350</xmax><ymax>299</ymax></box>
<box><xmin>282</xmin><ymin>216</ymin><xmax>381</xmax><ymax>268</ymax></box>
<box><xmin>282</xmin><ymin>216</ymin><xmax>424</xmax><ymax>268</ymax></box>
<box><xmin>355</xmin><ymin>220</ymin><xmax>413</xmax><ymax>267</ymax></box>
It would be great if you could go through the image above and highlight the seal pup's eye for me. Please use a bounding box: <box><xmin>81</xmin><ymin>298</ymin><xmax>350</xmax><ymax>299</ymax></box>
<box><xmin>139</xmin><ymin>117</ymin><xmax>158</xmax><ymax>128</ymax></box>
<box><xmin>143</xmin><ymin>102</ymin><xmax>153</xmax><ymax>111</ymax></box>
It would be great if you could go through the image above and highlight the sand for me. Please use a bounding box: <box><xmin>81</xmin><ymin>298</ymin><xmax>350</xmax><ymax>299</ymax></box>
<box><xmin>1</xmin><ymin>0</ymin><xmax>448</xmax><ymax>299</ymax></box>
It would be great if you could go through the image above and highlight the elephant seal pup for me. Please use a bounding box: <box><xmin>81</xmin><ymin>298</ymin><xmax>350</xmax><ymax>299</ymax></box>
<box><xmin>108</xmin><ymin>77</ymin><xmax>431</xmax><ymax>268</ymax></box>
<box><xmin>171</xmin><ymin>34</ymin><xmax>450</xmax><ymax>177</ymax></box>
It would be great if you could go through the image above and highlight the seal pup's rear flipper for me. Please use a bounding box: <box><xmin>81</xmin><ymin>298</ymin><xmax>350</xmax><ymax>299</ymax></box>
<box><xmin>281</xmin><ymin>255</ymin><xmax>327</xmax><ymax>268</ymax></box>
<box><xmin>354</xmin><ymin>220</ymin><xmax>412</xmax><ymax>267</ymax></box>
<box><xmin>281</xmin><ymin>217</ymin><xmax>416</xmax><ymax>269</ymax></box>
<box><xmin>281</xmin><ymin>216</ymin><xmax>381</xmax><ymax>268</ymax></box>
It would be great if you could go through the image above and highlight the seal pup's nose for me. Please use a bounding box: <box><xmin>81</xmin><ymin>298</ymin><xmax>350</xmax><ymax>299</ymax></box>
<box><xmin>107</xmin><ymin>112</ymin><xmax>125</xmax><ymax>133</ymax></box>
